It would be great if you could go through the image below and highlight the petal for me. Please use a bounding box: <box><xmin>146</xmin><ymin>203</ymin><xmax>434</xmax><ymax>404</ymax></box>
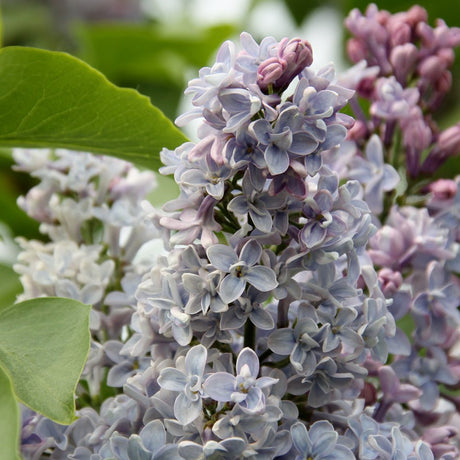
<box><xmin>309</xmin><ymin>420</ymin><xmax>337</xmax><ymax>455</ymax></box>
<box><xmin>382</xmin><ymin>164</ymin><xmax>400</xmax><ymax>190</ymax></box>
<box><xmin>265</xmin><ymin>144</ymin><xmax>290</xmax><ymax>175</ymax></box>
<box><xmin>174</xmin><ymin>393</ymin><xmax>202</xmax><ymax>425</ymax></box>
<box><xmin>242</xmin><ymin>387</ymin><xmax>265</xmax><ymax>412</ymax></box>
<box><xmin>290</xmin><ymin>132</ymin><xmax>318</xmax><ymax>155</ymax></box>
<box><xmin>301</xmin><ymin>223</ymin><xmax>326</xmax><ymax>248</ymax></box>
<box><xmin>314</xmin><ymin>190</ymin><xmax>333</xmax><ymax>211</ymax></box>
<box><xmin>185</xmin><ymin>344</ymin><xmax>207</xmax><ymax>378</ymax></box>
<box><xmin>227</xmin><ymin>195</ymin><xmax>249</xmax><ymax>215</ymax></box>
<box><xmin>245</xmin><ymin>266</ymin><xmax>278</xmax><ymax>291</ymax></box>
<box><xmin>158</xmin><ymin>368</ymin><xmax>187</xmax><ymax>391</ymax></box>
<box><xmin>219</xmin><ymin>274</ymin><xmax>246</xmax><ymax>303</ymax></box>
<box><xmin>249</xmin><ymin>208</ymin><xmax>273</xmax><ymax>233</ymax></box>
<box><xmin>236</xmin><ymin>347</ymin><xmax>260</xmax><ymax>377</ymax></box>
<box><xmin>127</xmin><ymin>436</ymin><xmax>151</xmax><ymax>460</ymax></box>
<box><xmin>203</xmin><ymin>372</ymin><xmax>236</xmax><ymax>401</ymax></box>
<box><xmin>250</xmin><ymin>119</ymin><xmax>272</xmax><ymax>143</ymax></box>
<box><xmin>239</xmin><ymin>239</ymin><xmax>262</xmax><ymax>266</ymax></box>
<box><xmin>267</xmin><ymin>328</ymin><xmax>296</xmax><ymax>355</ymax></box>
<box><xmin>366</xmin><ymin>134</ymin><xmax>384</xmax><ymax>166</ymax></box>
<box><xmin>139</xmin><ymin>420</ymin><xmax>166</xmax><ymax>453</ymax></box>
<box><xmin>250</xmin><ymin>307</ymin><xmax>275</xmax><ymax>330</ymax></box>
<box><xmin>290</xmin><ymin>422</ymin><xmax>312</xmax><ymax>455</ymax></box>
<box><xmin>321</xmin><ymin>124</ymin><xmax>347</xmax><ymax>150</ymax></box>
<box><xmin>207</xmin><ymin>244</ymin><xmax>238</xmax><ymax>271</ymax></box>
<box><xmin>255</xmin><ymin>376</ymin><xmax>279</xmax><ymax>389</ymax></box>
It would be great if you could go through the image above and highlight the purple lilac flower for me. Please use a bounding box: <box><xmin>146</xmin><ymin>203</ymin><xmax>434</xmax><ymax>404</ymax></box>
<box><xmin>206</xmin><ymin>240</ymin><xmax>278</xmax><ymax>304</ymax></box>
<box><xmin>249</xmin><ymin>105</ymin><xmax>318</xmax><ymax>175</ymax></box>
<box><xmin>290</xmin><ymin>420</ymin><xmax>354</xmax><ymax>460</ymax></box>
<box><xmin>178</xmin><ymin>438</ymin><xmax>246</xmax><ymax>460</ymax></box>
<box><xmin>157</xmin><ymin>345</ymin><xmax>207</xmax><ymax>425</ymax></box>
<box><xmin>348</xmin><ymin>134</ymin><xmax>400</xmax><ymax>214</ymax></box>
<box><xmin>203</xmin><ymin>347</ymin><xmax>278</xmax><ymax>413</ymax></box>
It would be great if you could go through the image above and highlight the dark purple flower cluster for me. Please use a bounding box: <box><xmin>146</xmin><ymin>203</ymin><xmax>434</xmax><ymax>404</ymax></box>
<box><xmin>15</xmin><ymin>4</ymin><xmax>460</xmax><ymax>460</ymax></box>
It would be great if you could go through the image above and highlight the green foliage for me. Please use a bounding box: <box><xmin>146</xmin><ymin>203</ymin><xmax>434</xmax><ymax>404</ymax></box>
<box><xmin>0</xmin><ymin>264</ymin><xmax>22</xmax><ymax>309</ymax></box>
<box><xmin>0</xmin><ymin>365</ymin><xmax>20</xmax><ymax>460</ymax></box>
<box><xmin>282</xmin><ymin>0</ymin><xmax>327</xmax><ymax>26</ymax></box>
<box><xmin>0</xmin><ymin>148</ymin><xmax>40</xmax><ymax>239</ymax></box>
<box><xmin>0</xmin><ymin>297</ymin><xmax>91</xmax><ymax>424</ymax></box>
<box><xmin>76</xmin><ymin>23</ymin><xmax>235</xmax><ymax>83</ymax></box>
<box><xmin>0</xmin><ymin>46</ymin><xmax>188</xmax><ymax>170</ymax></box>
<box><xmin>75</xmin><ymin>23</ymin><xmax>235</xmax><ymax>118</ymax></box>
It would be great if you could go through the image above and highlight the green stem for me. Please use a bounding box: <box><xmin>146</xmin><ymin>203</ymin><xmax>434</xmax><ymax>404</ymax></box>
<box><xmin>244</xmin><ymin>319</ymin><xmax>256</xmax><ymax>350</ymax></box>
<box><xmin>263</xmin><ymin>356</ymin><xmax>291</xmax><ymax>368</ymax></box>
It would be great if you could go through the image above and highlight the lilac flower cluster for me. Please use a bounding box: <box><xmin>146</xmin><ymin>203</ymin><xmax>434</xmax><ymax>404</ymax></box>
<box><xmin>15</xmin><ymin>4</ymin><xmax>460</xmax><ymax>460</ymax></box>
<box><xmin>343</xmin><ymin>3</ymin><xmax>460</xmax><ymax>179</ymax></box>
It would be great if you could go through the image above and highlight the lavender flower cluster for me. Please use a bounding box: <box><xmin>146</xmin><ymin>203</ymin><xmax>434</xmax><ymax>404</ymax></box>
<box><xmin>15</xmin><ymin>3</ymin><xmax>460</xmax><ymax>459</ymax></box>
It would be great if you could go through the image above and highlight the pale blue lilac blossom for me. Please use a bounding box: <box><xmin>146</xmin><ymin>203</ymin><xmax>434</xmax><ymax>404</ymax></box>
<box><xmin>203</xmin><ymin>347</ymin><xmax>278</xmax><ymax>413</ymax></box>
<box><xmin>290</xmin><ymin>420</ymin><xmax>355</xmax><ymax>460</ymax></box>
<box><xmin>158</xmin><ymin>345</ymin><xmax>207</xmax><ymax>425</ymax></box>
<box><xmin>348</xmin><ymin>135</ymin><xmax>400</xmax><ymax>214</ymax></box>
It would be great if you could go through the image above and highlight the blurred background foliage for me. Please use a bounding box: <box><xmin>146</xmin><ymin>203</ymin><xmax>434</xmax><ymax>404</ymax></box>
<box><xmin>0</xmin><ymin>0</ymin><xmax>459</xmax><ymax>268</ymax></box>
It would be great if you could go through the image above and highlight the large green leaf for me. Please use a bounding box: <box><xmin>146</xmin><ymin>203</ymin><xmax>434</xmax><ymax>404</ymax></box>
<box><xmin>0</xmin><ymin>46</ymin><xmax>187</xmax><ymax>170</ymax></box>
<box><xmin>0</xmin><ymin>297</ymin><xmax>91</xmax><ymax>424</ymax></box>
<box><xmin>75</xmin><ymin>23</ymin><xmax>235</xmax><ymax>83</ymax></box>
<box><xmin>0</xmin><ymin>365</ymin><xmax>20</xmax><ymax>460</ymax></box>
<box><xmin>0</xmin><ymin>264</ymin><xmax>22</xmax><ymax>309</ymax></box>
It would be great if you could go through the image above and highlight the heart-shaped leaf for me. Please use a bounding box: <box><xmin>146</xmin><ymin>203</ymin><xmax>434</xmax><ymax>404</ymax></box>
<box><xmin>0</xmin><ymin>46</ymin><xmax>187</xmax><ymax>170</ymax></box>
<box><xmin>0</xmin><ymin>297</ymin><xmax>91</xmax><ymax>424</ymax></box>
<box><xmin>0</xmin><ymin>365</ymin><xmax>20</xmax><ymax>460</ymax></box>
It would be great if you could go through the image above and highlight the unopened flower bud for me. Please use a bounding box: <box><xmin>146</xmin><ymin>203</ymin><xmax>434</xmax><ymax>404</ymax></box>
<box><xmin>378</xmin><ymin>268</ymin><xmax>403</xmax><ymax>296</ymax></box>
<box><xmin>428</xmin><ymin>179</ymin><xmax>458</xmax><ymax>201</ymax></box>
<box><xmin>406</xmin><ymin>5</ymin><xmax>428</xmax><ymax>26</ymax></box>
<box><xmin>435</xmin><ymin>69</ymin><xmax>452</xmax><ymax>94</ymax></box>
<box><xmin>421</xmin><ymin>123</ymin><xmax>460</xmax><ymax>172</ymax></box>
<box><xmin>418</xmin><ymin>55</ymin><xmax>446</xmax><ymax>82</ymax></box>
<box><xmin>390</xmin><ymin>43</ymin><xmax>418</xmax><ymax>83</ymax></box>
<box><xmin>257</xmin><ymin>38</ymin><xmax>312</xmax><ymax>93</ymax></box>
<box><xmin>347</xmin><ymin>38</ymin><xmax>367</xmax><ymax>63</ymax></box>
<box><xmin>388</xmin><ymin>21</ymin><xmax>411</xmax><ymax>46</ymax></box>
<box><xmin>437</xmin><ymin>123</ymin><xmax>460</xmax><ymax>155</ymax></box>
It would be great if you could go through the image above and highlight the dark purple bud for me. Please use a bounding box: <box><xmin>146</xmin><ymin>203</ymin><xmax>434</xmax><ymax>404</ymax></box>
<box><xmin>257</xmin><ymin>38</ymin><xmax>313</xmax><ymax>93</ymax></box>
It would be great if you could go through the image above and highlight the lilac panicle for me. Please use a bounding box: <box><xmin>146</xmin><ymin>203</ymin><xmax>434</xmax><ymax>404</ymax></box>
<box><xmin>17</xmin><ymin>12</ymin><xmax>460</xmax><ymax>458</ymax></box>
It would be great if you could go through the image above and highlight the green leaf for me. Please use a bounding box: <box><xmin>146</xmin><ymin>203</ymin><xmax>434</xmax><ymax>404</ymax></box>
<box><xmin>0</xmin><ymin>297</ymin><xmax>91</xmax><ymax>424</ymax></box>
<box><xmin>0</xmin><ymin>46</ymin><xmax>188</xmax><ymax>170</ymax></box>
<box><xmin>282</xmin><ymin>0</ymin><xmax>324</xmax><ymax>26</ymax></box>
<box><xmin>0</xmin><ymin>264</ymin><xmax>22</xmax><ymax>309</ymax></box>
<box><xmin>75</xmin><ymin>23</ymin><xmax>235</xmax><ymax>83</ymax></box>
<box><xmin>0</xmin><ymin>365</ymin><xmax>20</xmax><ymax>460</ymax></box>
